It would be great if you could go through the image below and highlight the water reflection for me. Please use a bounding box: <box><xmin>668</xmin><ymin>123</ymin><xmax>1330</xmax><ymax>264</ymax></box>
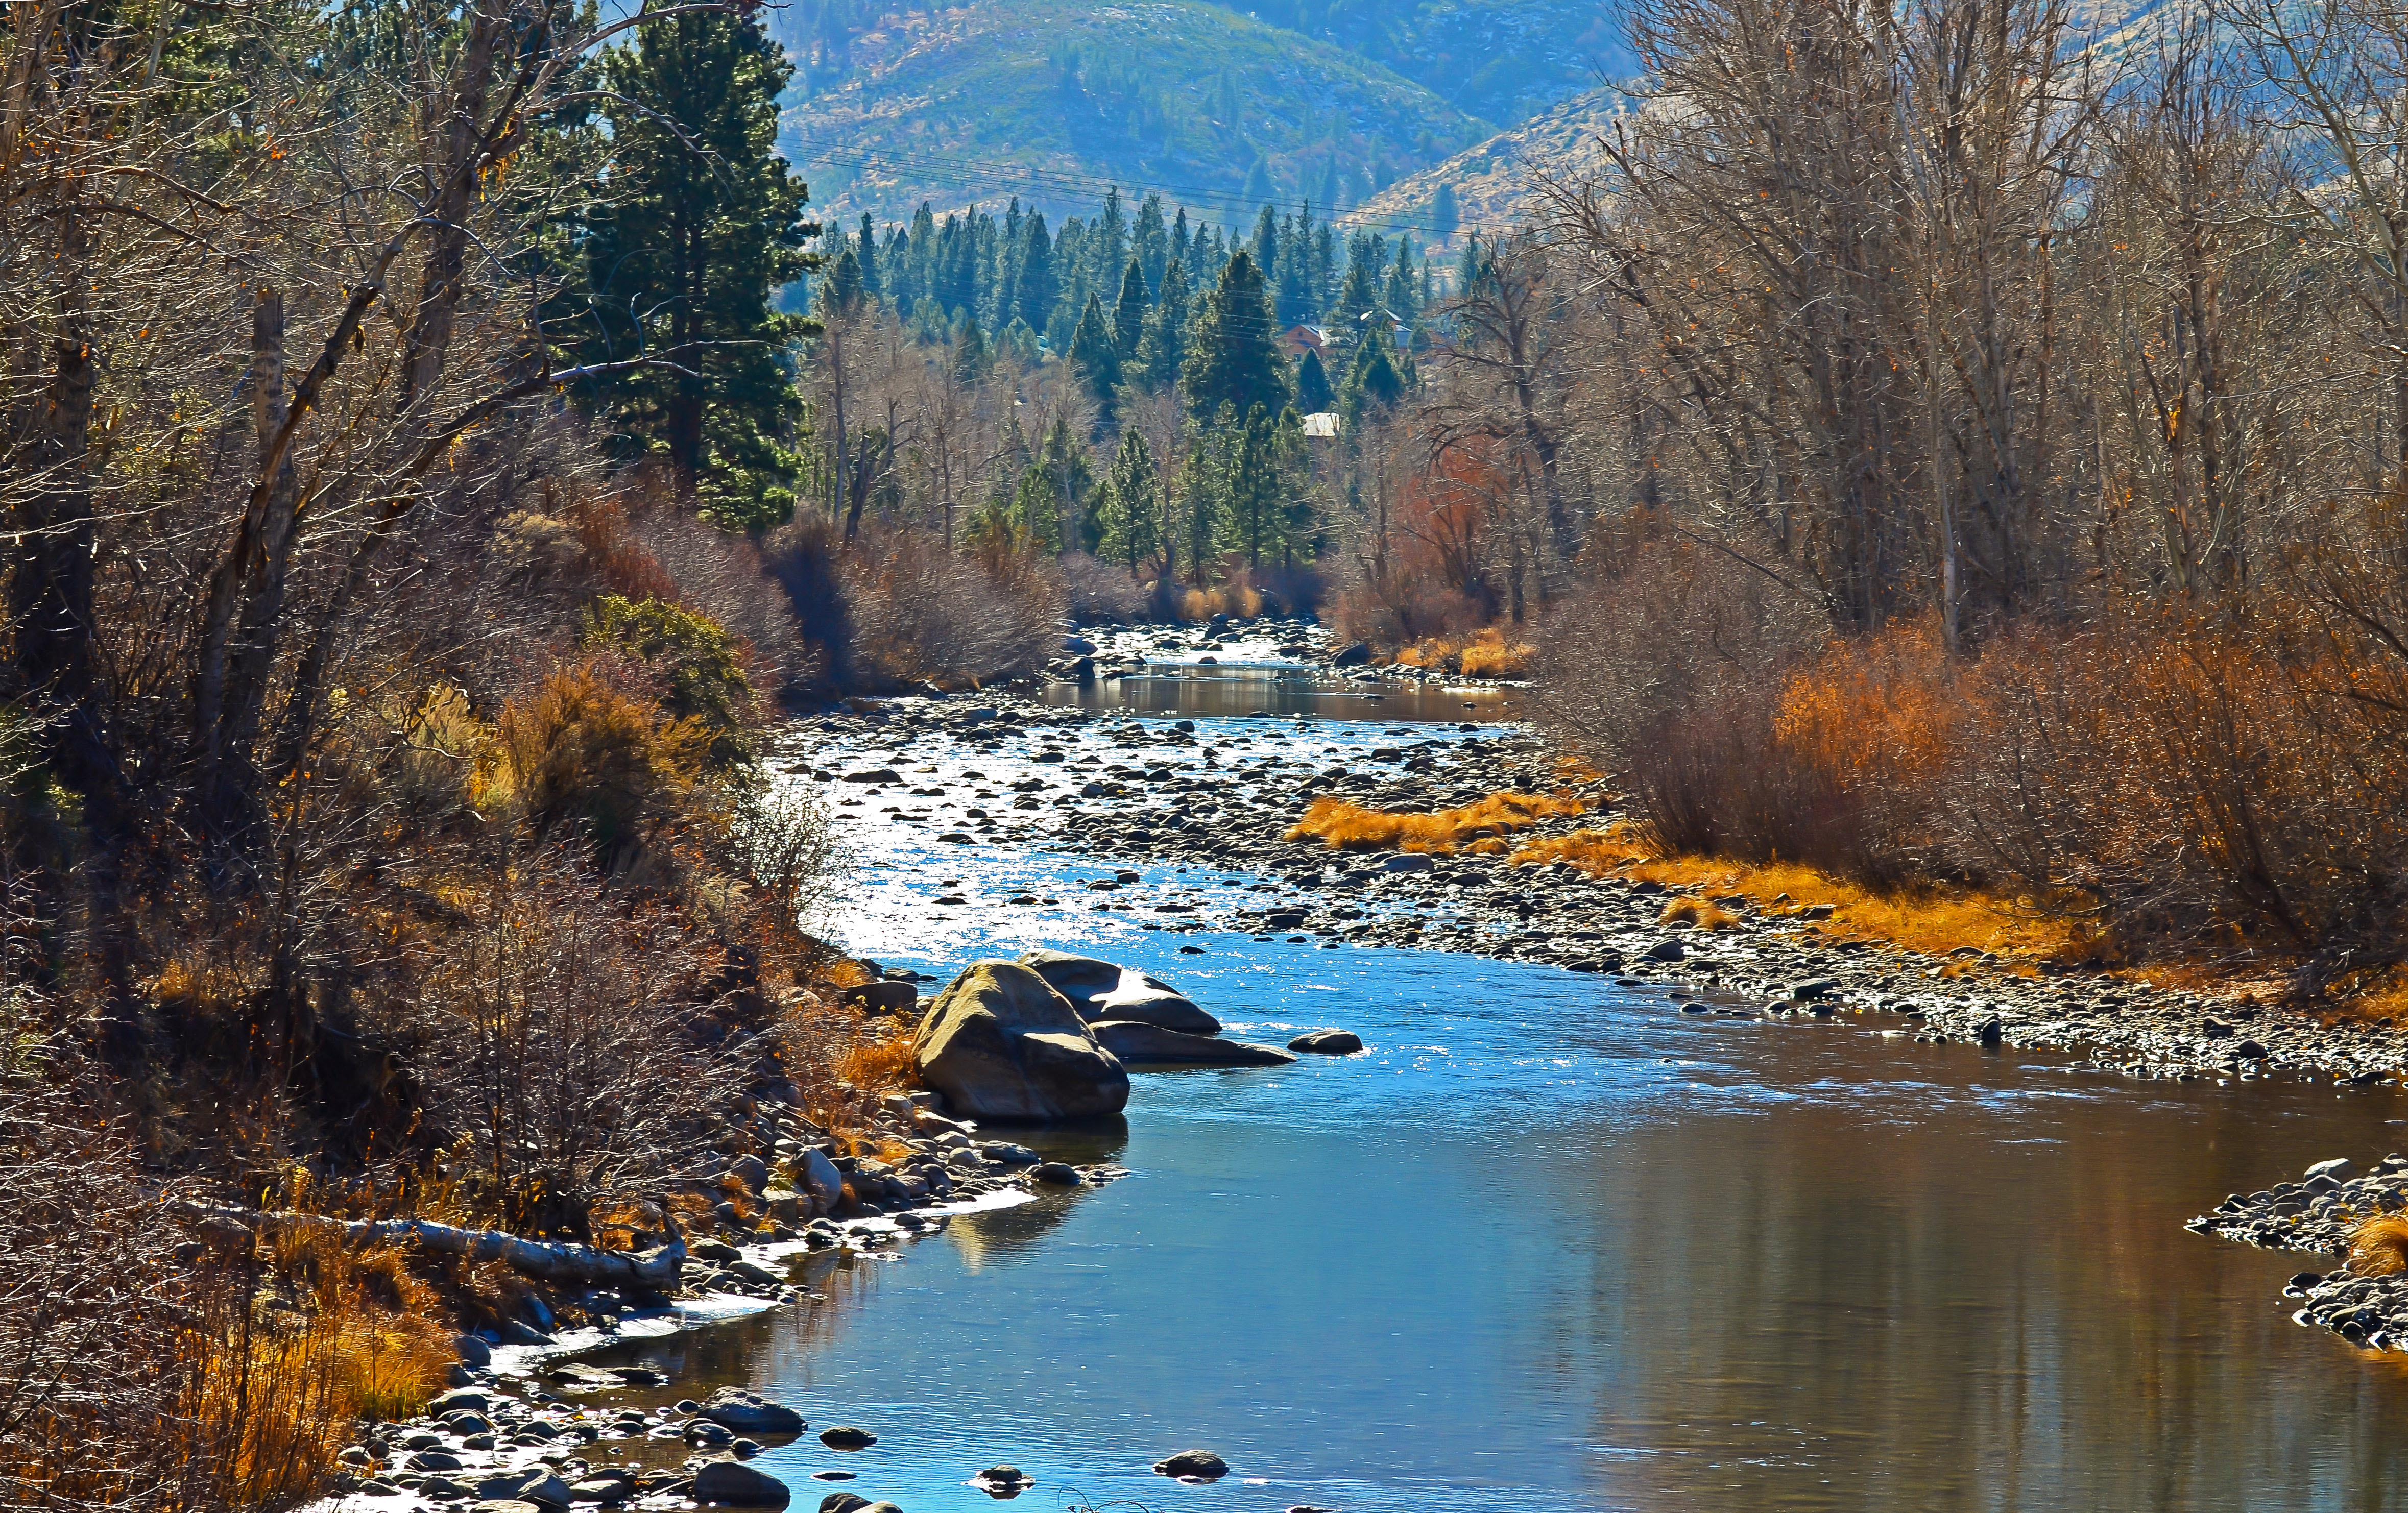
<box><xmin>565</xmin><ymin>937</ymin><xmax>2408</xmax><ymax>1511</ymax></box>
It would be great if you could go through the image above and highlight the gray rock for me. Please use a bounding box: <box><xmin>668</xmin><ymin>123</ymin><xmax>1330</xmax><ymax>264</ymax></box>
<box><xmin>818</xmin><ymin>1426</ymin><xmax>877</xmax><ymax>1449</ymax></box>
<box><xmin>1090</xmin><ymin>971</ymin><xmax>1220</xmax><ymax>1035</ymax></box>
<box><xmin>797</xmin><ymin>1146</ymin><xmax>845</xmax><ymax>1212</ymax></box>
<box><xmin>2310</xmin><ymin>1158</ymin><xmax>2358</xmax><ymax>1180</ymax></box>
<box><xmin>1090</xmin><ymin>1020</ymin><xmax>1296</xmax><ymax>1065</ymax></box>
<box><xmin>1287</xmin><ymin>1029</ymin><xmax>1363</xmax><ymax>1054</ymax></box>
<box><xmin>406</xmin><ymin>1451</ymin><xmax>465</xmax><ymax>1472</ymax></box>
<box><xmin>508</xmin><ymin>1473</ymin><xmax>575</xmax><ymax>1510</ymax></box>
<box><xmin>454</xmin><ymin>1336</ymin><xmax>493</xmax><ymax>1369</ymax></box>
<box><xmin>1015</xmin><ymin>949</ymin><xmax>1123</xmax><ymax>1009</ymax></box>
<box><xmin>569</xmin><ymin>1479</ymin><xmax>632</xmax><ymax>1504</ymax></box>
<box><xmin>1789</xmin><ymin>978</ymin><xmax>1839</xmax><ymax>1002</ymax></box>
<box><xmin>1152</xmin><ymin>1449</ymin><xmax>1229</xmax><ymax>1478</ymax></box>
<box><xmin>699</xmin><ymin>1387</ymin><xmax>805</xmax><ymax>1436</ymax></box>
<box><xmin>473</xmin><ymin>1503</ymin><xmax>541</xmax><ymax>1513</ymax></box>
<box><xmin>914</xmin><ymin>961</ymin><xmax>1130</xmax><ymax>1120</ymax></box>
<box><xmin>692</xmin><ymin>1459</ymin><xmax>791</xmax><ymax>1508</ymax></box>
<box><xmin>1640</xmin><ymin>939</ymin><xmax>1686</xmax><ymax>963</ymax></box>
<box><xmin>1331</xmin><ymin>641</ymin><xmax>1371</xmax><ymax>667</ymax></box>
<box><xmin>428</xmin><ymin>1388</ymin><xmax>490</xmax><ymax>1416</ymax></box>
<box><xmin>840</xmin><ymin>980</ymin><xmax>919</xmax><ymax>1016</ymax></box>
<box><xmin>817</xmin><ymin>1497</ymin><xmax>872</xmax><ymax>1513</ymax></box>
<box><xmin>726</xmin><ymin>1154</ymin><xmax>770</xmax><ymax>1193</ymax></box>
<box><xmin>1382</xmin><ymin>853</ymin><xmax>1434</xmax><ymax>872</ymax></box>
<box><xmin>1030</xmin><ymin>1161</ymin><xmax>1082</xmax><ymax>1185</ymax></box>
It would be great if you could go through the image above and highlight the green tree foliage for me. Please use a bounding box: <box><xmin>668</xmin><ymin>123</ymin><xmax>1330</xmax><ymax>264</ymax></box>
<box><xmin>1432</xmin><ymin>180</ymin><xmax>1460</xmax><ymax>236</ymax></box>
<box><xmin>1094</xmin><ymin>429</ymin><xmax>1165</xmax><ymax>572</ymax></box>
<box><xmin>581</xmin><ymin>595</ymin><xmax>756</xmax><ymax>770</ymax></box>
<box><xmin>1182</xmin><ymin>250</ymin><xmax>1290</xmax><ymax>422</ymax></box>
<box><xmin>1220</xmin><ymin>405</ymin><xmax>1316</xmax><ymax>568</ymax></box>
<box><xmin>1113</xmin><ymin>258</ymin><xmax>1149</xmax><ymax>363</ymax></box>
<box><xmin>580</xmin><ymin>8</ymin><xmax>814</xmax><ymax>528</ymax></box>
<box><xmin>1341</xmin><ymin>321</ymin><xmax>1408</xmax><ymax>427</ymax></box>
<box><xmin>1135</xmin><ymin>257</ymin><xmax>1192</xmax><ymax>391</ymax></box>
<box><xmin>1010</xmin><ymin>413</ymin><xmax>1095</xmax><ymax>552</ymax></box>
<box><xmin>1069</xmin><ymin>292</ymin><xmax>1122</xmax><ymax>416</ymax></box>
<box><xmin>1297</xmin><ymin>347</ymin><xmax>1334</xmax><ymax>413</ymax></box>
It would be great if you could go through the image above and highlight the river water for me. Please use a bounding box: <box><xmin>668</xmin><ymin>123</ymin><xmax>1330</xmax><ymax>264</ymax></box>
<box><xmin>600</xmin><ymin>694</ymin><xmax>2408</xmax><ymax>1511</ymax></box>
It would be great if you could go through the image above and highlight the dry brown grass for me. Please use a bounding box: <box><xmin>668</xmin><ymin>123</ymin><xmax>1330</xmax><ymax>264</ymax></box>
<box><xmin>1392</xmin><ymin>626</ymin><xmax>1535</xmax><ymax>679</ymax></box>
<box><xmin>171</xmin><ymin>1236</ymin><xmax>455</xmax><ymax>1505</ymax></box>
<box><xmin>1286</xmin><ymin>791</ymin><xmax>1585</xmax><ymax>853</ymax></box>
<box><xmin>1514</xmin><ymin>823</ymin><xmax>2083</xmax><ymax>964</ymax></box>
<box><xmin>834</xmin><ymin>1033</ymin><xmax>921</xmax><ymax>1091</ymax></box>
<box><xmin>1660</xmin><ymin>896</ymin><xmax>1743</xmax><ymax>932</ymax></box>
<box><xmin>2349</xmin><ymin>1216</ymin><xmax>2408</xmax><ymax>1277</ymax></box>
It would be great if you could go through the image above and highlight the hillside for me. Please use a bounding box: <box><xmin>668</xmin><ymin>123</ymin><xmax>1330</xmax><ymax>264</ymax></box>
<box><xmin>776</xmin><ymin>0</ymin><xmax>1489</xmax><ymax>225</ymax></box>
<box><xmin>1345</xmin><ymin>87</ymin><xmax>1621</xmax><ymax>248</ymax></box>
<box><xmin>1203</xmin><ymin>0</ymin><xmax>1634</xmax><ymax>124</ymax></box>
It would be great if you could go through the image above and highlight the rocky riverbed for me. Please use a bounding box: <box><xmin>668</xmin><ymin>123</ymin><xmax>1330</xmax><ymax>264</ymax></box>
<box><xmin>794</xmin><ymin>665</ymin><xmax>2408</xmax><ymax>1092</ymax></box>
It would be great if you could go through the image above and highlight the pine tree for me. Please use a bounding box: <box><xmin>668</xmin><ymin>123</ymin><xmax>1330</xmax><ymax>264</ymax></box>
<box><xmin>1340</xmin><ymin>322</ymin><xmax>1406</xmax><ymax>428</ymax></box>
<box><xmin>1095</xmin><ymin>429</ymin><xmax>1164</xmax><ymax>572</ymax></box>
<box><xmin>1296</xmin><ymin>347</ymin><xmax>1333</xmax><ymax>413</ymax></box>
<box><xmin>1225</xmin><ymin>404</ymin><xmax>1282</xmax><ymax>568</ymax></box>
<box><xmin>822</xmin><ymin>245</ymin><xmax>866</xmax><ymax>318</ymax></box>
<box><xmin>1431</xmin><ymin>181</ymin><xmax>1459</xmax><ymax>236</ymax></box>
<box><xmin>1135</xmin><ymin>193</ymin><xmax>1169</xmax><ymax>294</ymax></box>
<box><xmin>1383</xmin><ymin>238</ymin><xmax>1420</xmax><ymax>324</ymax></box>
<box><xmin>855</xmin><ymin>211</ymin><xmax>881</xmax><ymax>296</ymax></box>
<box><xmin>1335</xmin><ymin>243</ymin><xmax>1380</xmax><ymax>329</ymax></box>
<box><xmin>954</xmin><ymin>316</ymin><xmax>989</xmax><ymax>383</ymax></box>
<box><xmin>1112</xmin><ymin>258</ymin><xmax>1149</xmax><ymax>364</ymax></box>
<box><xmin>1181</xmin><ymin>249</ymin><xmax>1289</xmax><ymax>422</ymax></box>
<box><xmin>1135</xmin><ymin>257</ymin><xmax>1190</xmax><ymax>392</ymax></box>
<box><xmin>1244</xmin><ymin>154</ymin><xmax>1273</xmax><ymax>206</ymax></box>
<box><xmin>1068</xmin><ymin>293</ymin><xmax>1121</xmax><ymax>417</ymax></box>
<box><xmin>581</xmin><ymin>6</ymin><xmax>813</xmax><ymax>526</ymax></box>
<box><xmin>1016</xmin><ymin>211</ymin><xmax>1056</xmax><ymax>331</ymax></box>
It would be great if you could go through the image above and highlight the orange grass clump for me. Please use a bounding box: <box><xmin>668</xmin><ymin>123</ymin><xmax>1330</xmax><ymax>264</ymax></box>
<box><xmin>2348</xmin><ymin>1217</ymin><xmax>2408</xmax><ymax>1277</ymax></box>
<box><xmin>175</xmin><ymin>1238</ymin><xmax>454</xmax><ymax>1506</ymax></box>
<box><xmin>834</xmin><ymin>1033</ymin><xmax>920</xmax><ymax>1091</ymax></box>
<box><xmin>1514</xmin><ymin>823</ymin><xmax>2081</xmax><ymax>965</ymax></box>
<box><xmin>1390</xmin><ymin>626</ymin><xmax>1535</xmax><ymax>679</ymax></box>
<box><xmin>1660</xmin><ymin>896</ymin><xmax>1743</xmax><ymax>932</ymax></box>
<box><xmin>1285</xmin><ymin>791</ymin><xmax>1584</xmax><ymax>853</ymax></box>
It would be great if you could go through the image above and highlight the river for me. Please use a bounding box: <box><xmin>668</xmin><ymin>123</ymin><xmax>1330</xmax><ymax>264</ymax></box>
<box><xmin>595</xmin><ymin>689</ymin><xmax>2408</xmax><ymax>1511</ymax></box>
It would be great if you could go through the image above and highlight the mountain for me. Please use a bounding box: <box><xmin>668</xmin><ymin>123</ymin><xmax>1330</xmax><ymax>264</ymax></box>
<box><xmin>776</xmin><ymin>0</ymin><xmax>1489</xmax><ymax>227</ymax></box>
<box><xmin>1346</xmin><ymin>87</ymin><xmax>1620</xmax><ymax>249</ymax></box>
<box><xmin>1199</xmin><ymin>0</ymin><xmax>1634</xmax><ymax>124</ymax></box>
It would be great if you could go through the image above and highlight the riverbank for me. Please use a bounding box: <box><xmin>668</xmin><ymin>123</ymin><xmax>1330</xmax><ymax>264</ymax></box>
<box><xmin>797</xmin><ymin>664</ymin><xmax>2408</xmax><ymax>1091</ymax></box>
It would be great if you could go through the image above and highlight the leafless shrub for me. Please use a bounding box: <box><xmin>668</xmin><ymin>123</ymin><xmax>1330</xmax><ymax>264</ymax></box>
<box><xmin>412</xmin><ymin>851</ymin><xmax>729</xmax><ymax>1240</ymax></box>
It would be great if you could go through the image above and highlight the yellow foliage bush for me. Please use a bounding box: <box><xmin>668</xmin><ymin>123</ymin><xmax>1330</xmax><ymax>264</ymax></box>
<box><xmin>474</xmin><ymin>661</ymin><xmax>714</xmax><ymax>850</ymax></box>
<box><xmin>1286</xmin><ymin>791</ymin><xmax>1583</xmax><ymax>852</ymax></box>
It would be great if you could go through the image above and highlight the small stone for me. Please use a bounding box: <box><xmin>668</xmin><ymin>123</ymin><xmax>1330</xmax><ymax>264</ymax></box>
<box><xmin>1030</xmin><ymin>1162</ymin><xmax>1082</xmax><ymax>1185</ymax></box>
<box><xmin>1151</xmin><ymin>1449</ymin><xmax>1228</xmax><ymax>1479</ymax></box>
<box><xmin>818</xmin><ymin>1426</ymin><xmax>877</xmax><ymax>1449</ymax></box>
<box><xmin>816</xmin><ymin>1496</ymin><xmax>871</xmax><ymax>1513</ymax></box>
<box><xmin>1287</xmin><ymin>1029</ymin><xmax>1363</xmax><ymax>1054</ymax></box>
<box><xmin>699</xmin><ymin>1387</ymin><xmax>805</xmax><ymax>1436</ymax></box>
<box><xmin>2309</xmin><ymin>1158</ymin><xmax>2358</xmax><ymax>1181</ymax></box>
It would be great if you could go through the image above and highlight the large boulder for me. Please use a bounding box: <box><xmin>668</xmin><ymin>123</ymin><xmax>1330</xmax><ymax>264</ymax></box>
<box><xmin>1090</xmin><ymin>1021</ymin><xmax>1296</xmax><ymax>1066</ymax></box>
<box><xmin>1015</xmin><ymin>950</ymin><xmax>1122</xmax><ymax>1011</ymax></box>
<box><xmin>1092</xmin><ymin>974</ymin><xmax>1219</xmax><ymax>1035</ymax></box>
<box><xmin>692</xmin><ymin>1459</ymin><xmax>791</xmax><ymax>1508</ymax></box>
<box><xmin>916</xmin><ymin>962</ymin><xmax>1130</xmax><ymax>1120</ymax></box>
<box><xmin>1016</xmin><ymin>951</ymin><xmax>1220</xmax><ymax>1034</ymax></box>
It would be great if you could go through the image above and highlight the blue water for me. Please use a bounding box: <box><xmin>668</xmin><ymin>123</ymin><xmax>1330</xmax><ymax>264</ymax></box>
<box><xmin>594</xmin><ymin>714</ymin><xmax>2408</xmax><ymax>1511</ymax></box>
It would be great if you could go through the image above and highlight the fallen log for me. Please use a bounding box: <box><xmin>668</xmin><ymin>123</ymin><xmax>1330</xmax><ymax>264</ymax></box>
<box><xmin>178</xmin><ymin>1204</ymin><xmax>686</xmax><ymax>1290</ymax></box>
